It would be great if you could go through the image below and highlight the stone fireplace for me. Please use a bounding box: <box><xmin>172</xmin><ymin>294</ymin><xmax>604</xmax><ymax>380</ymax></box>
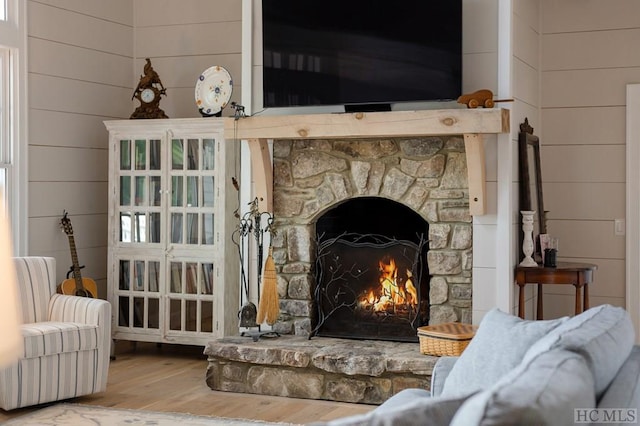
<box><xmin>270</xmin><ymin>135</ymin><xmax>473</xmax><ymax>340</ymax></box>
<box><xmin>204</xmin><ymin>109</ymin><xmax>509</xmax><ymax>403</ymax></box>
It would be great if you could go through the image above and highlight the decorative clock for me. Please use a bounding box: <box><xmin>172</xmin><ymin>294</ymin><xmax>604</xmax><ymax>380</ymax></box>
<box><xmin>131</xmin><ymin>58</ymin><xmax>168</xmax><ymax>119</ymax></box>
<box><xmin>195</xmin><ymin>66</ymin><xmax>233</xmax><ymax>117</ymax></box>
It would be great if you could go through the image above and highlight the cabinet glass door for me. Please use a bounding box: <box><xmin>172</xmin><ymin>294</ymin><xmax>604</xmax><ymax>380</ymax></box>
<box><xmin>168</xmin><ymin>259</ymin><xmax>215</xmax><ymax>333</ymax></box>
<box><xmin>169</xmin><ymin>138</ymin><xmax>216</xmax><ymax>246</ymax></box>
<box><xmin>117</xmin><ymin>258</ymin><xmax>161</xmax><ymax>331</ymax></box>
<box><xmin>118</xmin><ymin>138</ymin><xmax>163</xmax><ymax>244</ymax></box>
<box><xmin>166</xmin><ymin>136</ymin><xmax>217</xmax><ymax>336</ymax></box>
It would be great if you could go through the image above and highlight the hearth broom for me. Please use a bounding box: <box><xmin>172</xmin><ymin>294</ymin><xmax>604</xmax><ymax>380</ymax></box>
<box><xmin>257</xmin><ymin>246</ymin><xmax>279</xmax><ymax>325</ymax></box>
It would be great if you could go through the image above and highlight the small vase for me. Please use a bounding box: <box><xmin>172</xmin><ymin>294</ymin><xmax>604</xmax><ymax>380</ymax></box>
<box><xmin>544</xmin><ymin>249</ymin><xmax>557</xmax><ymax>268</ymax></box>
<box><xmin>519</xmin><ymin>210</ymin><xmax>538</xmax><ymax>267</ymax></box>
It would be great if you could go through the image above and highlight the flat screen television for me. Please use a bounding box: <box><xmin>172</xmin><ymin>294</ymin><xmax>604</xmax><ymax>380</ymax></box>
<box><xmin>261</xmin><ymin>0</ymin><xmax>462</xmax><ymax>112</ymax></box>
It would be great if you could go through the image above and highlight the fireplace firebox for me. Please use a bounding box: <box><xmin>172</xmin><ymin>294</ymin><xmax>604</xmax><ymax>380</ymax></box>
<box><xmin>311</xmin><ymin>197</ymin><xmax>429</xmax><ymax>342</ymax></box>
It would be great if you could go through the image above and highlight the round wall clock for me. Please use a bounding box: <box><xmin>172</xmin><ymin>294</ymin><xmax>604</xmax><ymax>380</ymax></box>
<box><xmin>195</xmin><ymin>66</ymin><xmax>233</xmax><ymax>117</ymax></box>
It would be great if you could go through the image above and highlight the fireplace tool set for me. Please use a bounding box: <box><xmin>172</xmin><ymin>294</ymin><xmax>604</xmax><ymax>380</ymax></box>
<box><xmin>232</xmin><ymin>193</ymin><xmax>280</xmax><ymax>341</ymax></box>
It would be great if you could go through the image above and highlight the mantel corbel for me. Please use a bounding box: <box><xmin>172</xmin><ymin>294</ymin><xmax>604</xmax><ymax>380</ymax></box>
<box><xmin>225</xmin><ymin>108</ymin><xmax>509</xmax><ymax>216</ymax></box>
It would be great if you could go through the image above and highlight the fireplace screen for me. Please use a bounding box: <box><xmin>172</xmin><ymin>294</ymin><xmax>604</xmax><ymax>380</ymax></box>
<box><xmin>312</xmin><ymin>233</ymin><xmax>428</xmax><ymax>342</ymax></box>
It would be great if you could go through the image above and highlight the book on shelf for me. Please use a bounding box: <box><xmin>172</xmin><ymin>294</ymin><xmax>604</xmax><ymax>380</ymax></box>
<box><xmin>149</xmin><ymin>261</ymin><xmax>159</xmax><ymax>292</ymax></box>
<box><xmin>186</xmin><ymin>263</ymin><xmax>197</xmax><ymax>294</ymax></box>
<box><xmin>202</xmin><ymin>263</ymin><xmax>214</xmax><ymax>294</ymax></box>
<box><xmin>170</xmin><ymin>262</ymin><xmax>182</xmax><ymax>293</ymax></box>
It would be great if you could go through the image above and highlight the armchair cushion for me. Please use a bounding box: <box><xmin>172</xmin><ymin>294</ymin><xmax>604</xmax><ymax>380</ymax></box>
<box><xmin>21</xmin><ymin>322</ymin><xmax>99</xmax><ymax>358</ymax></box>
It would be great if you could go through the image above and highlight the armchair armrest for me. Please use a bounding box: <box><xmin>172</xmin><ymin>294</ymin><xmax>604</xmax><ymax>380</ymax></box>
<box><xmin>431</xmin><ymin>356</ymin><xmax>459</xmax><ymax>397</ymax></box>
<box><xmin>48</xmin><ymin>294</ymin><xmax>111</xmax><ymax>342</ymax></box>
<box><xmin>47</xmin><ymin>293</ymin><xmax>112</xmax><ymax>394</ymax></box>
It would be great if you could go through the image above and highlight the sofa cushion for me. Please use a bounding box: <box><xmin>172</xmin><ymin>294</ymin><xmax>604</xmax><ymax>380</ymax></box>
<box><xmin>441</xmin><ymin>308</ymin><xmax>567</xmax><ymax>397</ymax></box>
<box><xmin>430</xmin><ymin>356</ymin><xmax>458</xmax><ymax>398</ymax></box>
<box><xmin>21</xmin><ymin>321</ymin><xmax>99</xmax><ymax>358</ymax></box>
<box><xmin>523</xmin><ymin>304</ymin><xmax>635</xmax><ymax>400</ymax></box>
<box><xmin>450</xmin><ymin>349</ymin><xmax>596</xmax><ymax>426</ymax></box>
<box><xmin>320</xmin><ymin>390</ymin><xmax>476</xmax><ymax>426</ymax></box>
<box><xmin>597</xmin><ymin>346</ymin><xmax>640</xmax><ymax>410</ymax></box>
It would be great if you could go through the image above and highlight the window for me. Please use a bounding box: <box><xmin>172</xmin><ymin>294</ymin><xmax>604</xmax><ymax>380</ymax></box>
<box><xmin>0</xmin><ymin>0</ymin><xmax>26</xmax><ymax>254</ymax></box>
<box><xmin>0</xmin><ymin>49</ymin><xmax>8</xmax><ymax>203</ymax></box>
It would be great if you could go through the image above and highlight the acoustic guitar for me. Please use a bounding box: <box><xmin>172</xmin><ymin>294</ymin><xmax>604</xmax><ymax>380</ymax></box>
<box><xmin>57</xmin><ymin>211</ymin><xmax>97</xmax><ymax>298</ymax></box>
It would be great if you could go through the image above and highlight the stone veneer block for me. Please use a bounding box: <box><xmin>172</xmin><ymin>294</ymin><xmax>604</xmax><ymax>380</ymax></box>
<box><xmin>204</xmin><ymin>336</ymin><xmax>436</xmax><ymax>404</ymax></box>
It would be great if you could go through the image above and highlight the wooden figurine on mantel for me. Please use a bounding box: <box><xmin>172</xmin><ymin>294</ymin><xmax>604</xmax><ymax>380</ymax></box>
<box><xmin>457</xmin><ymin>89</ymin><xmax>513</xmax><ymax>109</ymax></box>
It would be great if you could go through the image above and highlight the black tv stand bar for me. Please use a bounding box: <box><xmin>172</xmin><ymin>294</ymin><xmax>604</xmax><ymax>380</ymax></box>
<box><xmin>344</xmin><ymin>103</ymin><xmax>392</xmax><ymax>113</ymax></box>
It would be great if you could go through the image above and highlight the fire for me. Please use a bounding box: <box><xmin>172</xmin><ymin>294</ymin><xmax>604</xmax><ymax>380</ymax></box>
<box><xmin>358</xmin><ymin>256</ymin><xmax>418</xmax><ymax>312</ymax></box>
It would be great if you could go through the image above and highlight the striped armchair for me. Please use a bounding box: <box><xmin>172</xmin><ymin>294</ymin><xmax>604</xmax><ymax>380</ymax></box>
<box><xmin>0</xmin><ymin>257</ymin><xmax>111</xmax><ymax>410</ymax></box>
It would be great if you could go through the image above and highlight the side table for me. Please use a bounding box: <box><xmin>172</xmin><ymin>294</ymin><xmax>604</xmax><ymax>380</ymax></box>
<box><xmin>515</xmin><ymin>262</ymin><xmax>597</xmax><ymax>320</ymax></box>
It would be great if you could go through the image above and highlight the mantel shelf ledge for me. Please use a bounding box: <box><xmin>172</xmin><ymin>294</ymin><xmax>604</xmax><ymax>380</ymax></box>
<box><xmin>222</xmin><ymin>108</ymin><xmax>510</xmax><ymax>216</ymax></box>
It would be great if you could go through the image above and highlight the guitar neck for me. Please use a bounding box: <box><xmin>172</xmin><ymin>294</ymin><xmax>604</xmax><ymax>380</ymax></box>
<box><xmin>68</xmin><ymin>234</ymin><xmax>83</xmax><ymax>285</ymax></box>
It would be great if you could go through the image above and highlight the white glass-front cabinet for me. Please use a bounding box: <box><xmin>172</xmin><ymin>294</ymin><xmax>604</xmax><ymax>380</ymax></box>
<box><xmin>104</xmin><ymin>119</ymin><xmax>239</xmax><ymax>345</ymax></box>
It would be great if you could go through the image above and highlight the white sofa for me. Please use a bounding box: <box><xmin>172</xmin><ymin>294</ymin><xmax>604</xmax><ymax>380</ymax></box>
<box><xmin>0</xmin><ymin>257</ymin><xmax>111</xmax><ymax>410</ymax></box>
<box><xmin>322</xmin><ymin>304</ymin><xmax>639</xmax><ymax>426</ymax></box>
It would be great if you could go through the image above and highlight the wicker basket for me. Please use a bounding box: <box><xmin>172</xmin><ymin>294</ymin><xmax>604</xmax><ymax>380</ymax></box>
<box><xmin>417</xmin><ymin>322</ymin><xmax>477</xmax><ymax>356</ymax></box>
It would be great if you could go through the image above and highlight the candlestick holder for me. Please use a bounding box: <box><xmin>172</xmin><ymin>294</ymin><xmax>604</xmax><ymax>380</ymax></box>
<box><xmin>519</xmin><ymin>210</ymin><xmax>538</xmax><ymax>267</ymax></box>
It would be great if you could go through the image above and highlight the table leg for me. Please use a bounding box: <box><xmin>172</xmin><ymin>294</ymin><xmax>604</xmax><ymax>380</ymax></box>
<box><xmin>584</xmin><ymin>283</ymin><xmax>589</xmax><ymax>311</ymax></box>
<box><xmin>518</xmin><ymin>282</ymin><xmax>525</xmax><ymax>319</ymax></box>
<box><xmin>536</xmin><ymin>283</ymin><xmax>544</xmax><ymax>320</ymax></box>
<box><xmin>579</xmin><ymin>272</ymin><xmax>589</xmax><ymax>313</ymax></box>
<box><xmin>574</xmin><ymin>283</ymin><xmax>583</xmax><ymax>315</ymax></box>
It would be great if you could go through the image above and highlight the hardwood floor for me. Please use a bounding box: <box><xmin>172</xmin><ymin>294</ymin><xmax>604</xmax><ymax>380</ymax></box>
<box><xmin>0</xmin><ymin>341</ymin><xmax>373</xmax><ymax>424</ymax></box>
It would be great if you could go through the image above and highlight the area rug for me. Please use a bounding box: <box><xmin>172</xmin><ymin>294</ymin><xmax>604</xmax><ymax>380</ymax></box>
<box><xmin>4</xmin><ymin>403</ymin><xmax>300</xmax><ymax>425</ymax></box>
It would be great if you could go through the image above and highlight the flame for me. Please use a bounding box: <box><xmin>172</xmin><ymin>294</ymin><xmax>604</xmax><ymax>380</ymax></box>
<box><xmin>358</xmin><ymin>256</ymin><xmax>418</xmax><ymax>312</ymax></box>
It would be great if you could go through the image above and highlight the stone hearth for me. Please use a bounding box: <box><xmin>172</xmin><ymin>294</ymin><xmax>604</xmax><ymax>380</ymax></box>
<box><xmin>204</xmin><ymin>336</ymin><xmax>436</xmax><ymax>404</ymax></box>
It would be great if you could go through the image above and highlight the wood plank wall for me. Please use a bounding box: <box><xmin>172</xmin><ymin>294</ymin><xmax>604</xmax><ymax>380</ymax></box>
<box><xmin>26</xmin><ymin>0</ymin><xmax>133</xmax><ymax>298</ymax></box>
<box><xmin>133</xmin><ymin>0</ymin><xmax>242</xmax><ymax>119</ymax></box>
<box><xmin>511</xmin><ymin>0</ymin><xmax>541</xmax><ymax>318</ymax></box>
<box><xmin>539</xmin><ymin>0</ymin><xmax>639</xmax><ymax>317</ymax></box>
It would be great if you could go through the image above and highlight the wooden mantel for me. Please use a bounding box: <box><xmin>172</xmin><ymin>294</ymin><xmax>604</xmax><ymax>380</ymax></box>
<box><xmin>223</xmin><ymin>108</ymin><xmax>510</xmax><ymax>216</ymax></box>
